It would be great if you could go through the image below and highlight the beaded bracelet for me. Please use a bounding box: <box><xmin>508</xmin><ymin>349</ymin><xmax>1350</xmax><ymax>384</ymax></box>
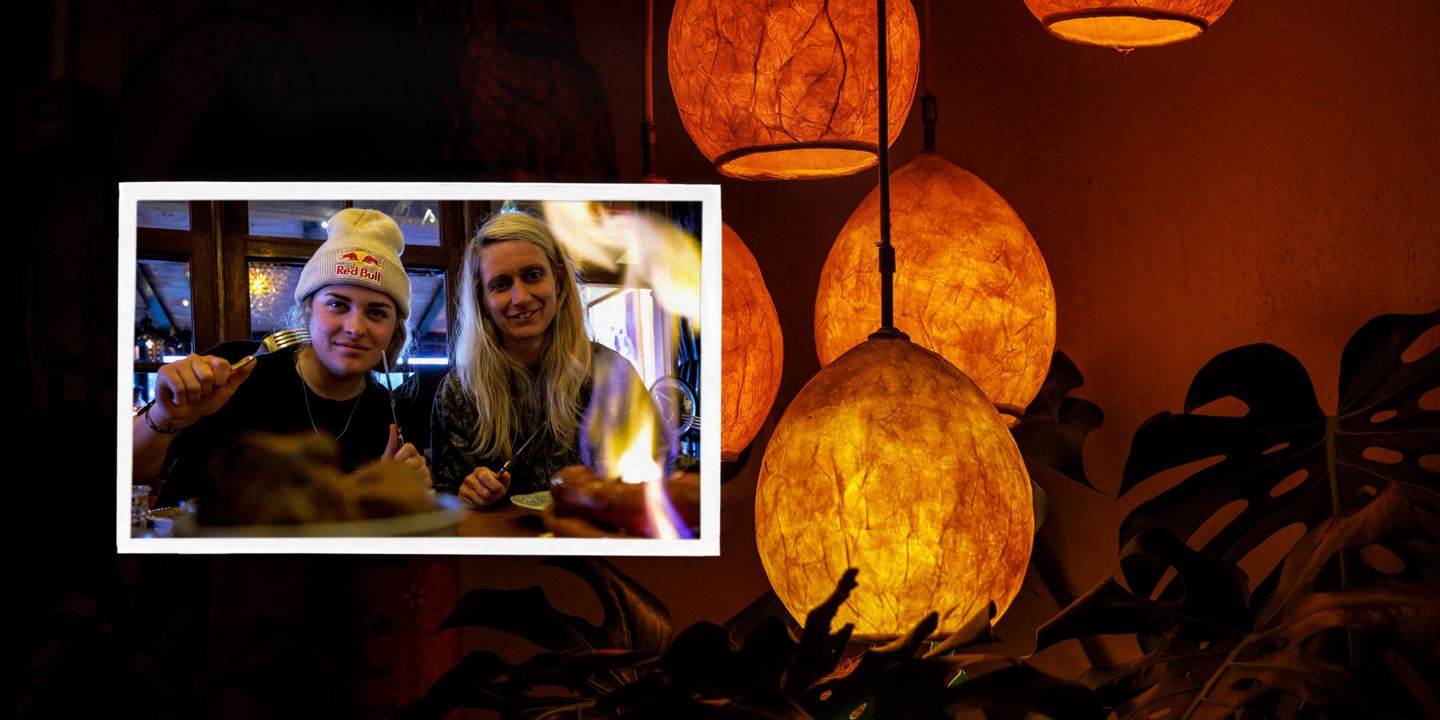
<box><xmin>137</xmin><ymin>400</ymin><xmax>182</xmax><ymax>435</ymax></box>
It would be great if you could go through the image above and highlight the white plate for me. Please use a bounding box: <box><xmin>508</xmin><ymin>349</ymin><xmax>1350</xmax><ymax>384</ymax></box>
<box><xmin>510</xmin><ymin>490</ymin><xmax>553</xmax><ymax>514</ymax></box>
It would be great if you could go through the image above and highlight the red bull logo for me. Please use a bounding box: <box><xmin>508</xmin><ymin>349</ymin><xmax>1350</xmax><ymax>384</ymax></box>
<box><xmin>335</xmin><ymin>249</ymin><xmax>383</xmax><ymax>282</ymax></box>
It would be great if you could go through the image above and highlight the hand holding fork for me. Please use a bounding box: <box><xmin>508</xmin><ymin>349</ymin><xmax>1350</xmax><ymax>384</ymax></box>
<box><xmin>138</xmin><ymin>329</ymin><xmax>310</xmax><ymax>435</ymax></box>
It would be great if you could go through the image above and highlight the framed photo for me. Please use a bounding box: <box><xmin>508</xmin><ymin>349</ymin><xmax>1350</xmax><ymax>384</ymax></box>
<box><xmin>118</xmin><ymin>182</ymin><xmax>720</xmax><ymax>555</ymax></box>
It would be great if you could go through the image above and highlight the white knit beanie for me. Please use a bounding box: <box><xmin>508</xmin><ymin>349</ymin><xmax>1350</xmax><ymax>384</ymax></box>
<box><xmin>294</xmin><ymin>208</ymin><xmax>411</xmax><ymax>319</ymax></box>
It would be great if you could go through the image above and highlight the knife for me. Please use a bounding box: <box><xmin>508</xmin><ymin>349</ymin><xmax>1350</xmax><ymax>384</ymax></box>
<box><xmin>500</xmin><ymin>427</ymin><xmax>542</xmax><ymax>475</ymax></box>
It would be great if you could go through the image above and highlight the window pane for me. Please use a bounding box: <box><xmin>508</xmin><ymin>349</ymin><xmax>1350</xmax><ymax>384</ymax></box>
<box><xmin>582</xmin><ymin>285</ymin><xmax>660</xmax><ymax>388</ymax></box>
<box><xmin>135</xmin><ymin>259</ymin><xmax>195</xmax><ymax>360</ymax></box>
<box><xmin>137</xmin><ymin>201</ymin><xmax>190</xmax><ymax>231</ymax></box>
<box><xmin>360</xmin><ymin>201</ymin><xmax>443</xmax><ymax>247</ymax></box>
<box><xmin>134</xmin><ymin>372</ymin><xmax>159</xmax><ymax>413</ymax></box>
<box><xmin>248</xmin><ymin>262</ymin><xmax>304</xmax><ymax>337</ymax></box>
<box><xmin>407</xmin><ymin>269</ymin><xmax>448</xmax><ymax>363</ymax></box>
<box><xmin>248</xmin><ymin>200</ymin><xmax>344</xmax><ymax>239</ymax></box>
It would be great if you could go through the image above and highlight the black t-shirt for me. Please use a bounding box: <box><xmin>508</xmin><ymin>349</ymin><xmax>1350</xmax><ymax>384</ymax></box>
<box><xmin>154</xmin><ymin>345</ymin><xmax>398</xmax><ymax>507</ymax></box>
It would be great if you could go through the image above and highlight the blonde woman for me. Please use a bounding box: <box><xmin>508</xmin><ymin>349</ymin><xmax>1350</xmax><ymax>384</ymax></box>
<box><xmin>431</xmin><ymin>211</ymin><xmax>634</xmax><ymax>508</ymax></box>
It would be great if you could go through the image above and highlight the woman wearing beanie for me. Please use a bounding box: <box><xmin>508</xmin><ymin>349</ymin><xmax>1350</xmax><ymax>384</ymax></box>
<box><xmin>431</xmin><ymin>211</ymin><xmax>644</xmax><ymax>508</ymax></box>
<box><xmin>134</xmin><ymin>208</ymin><xmax>431</xmax><ymax>508</ymax></box>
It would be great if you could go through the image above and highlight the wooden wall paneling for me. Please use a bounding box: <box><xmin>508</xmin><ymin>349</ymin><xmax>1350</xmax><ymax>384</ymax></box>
<box><xmin>187</xmin><ymin>201</ymin><xmax>221</xmax><ymax>351</ymax></box>
<box><xmin>218</xmin><ymin>201</ymin><xmax>251</xmax><ymax>342</ymax></box>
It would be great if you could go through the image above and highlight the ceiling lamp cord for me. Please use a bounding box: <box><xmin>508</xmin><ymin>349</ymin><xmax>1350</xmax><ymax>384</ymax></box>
<box><xmin>921</xmin><ymin>0</ymin><xmax>937</xmax><ymax>153</ymax></box>
<box><xmin>641</xmin><ymin>0</ymin><xmax>659</xmax><ymax>180</ymax></box>
<box><xmin>873</xmin><ymin>0</ymin><xmax>906</xmax><ymax>341</ymax></box>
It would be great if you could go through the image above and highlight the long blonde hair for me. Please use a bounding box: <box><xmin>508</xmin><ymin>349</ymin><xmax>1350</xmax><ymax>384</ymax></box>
<box><xmin>453</xmin><ymin>211</ymin><xmax>591</xmax><ymax>459</ymax></box>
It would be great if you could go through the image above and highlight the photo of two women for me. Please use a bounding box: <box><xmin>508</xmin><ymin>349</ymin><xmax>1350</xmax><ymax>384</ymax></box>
<box><xmin>128</xmin><ymin>195</ymin><xmax>707</xmax><ymax>543</ymax></box>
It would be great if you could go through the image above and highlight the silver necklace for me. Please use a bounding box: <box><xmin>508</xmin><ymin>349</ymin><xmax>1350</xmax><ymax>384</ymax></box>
<box><xmin>296</xmin><ymin>350</ymin><xmax>363</xmax><ymax>440</ymax></box>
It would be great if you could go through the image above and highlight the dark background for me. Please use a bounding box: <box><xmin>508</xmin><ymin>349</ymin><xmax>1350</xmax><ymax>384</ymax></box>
<box><xmin>16</xmin><ymin>0</ymin><xmax>1439</xmax><ymax>716</ymax></box>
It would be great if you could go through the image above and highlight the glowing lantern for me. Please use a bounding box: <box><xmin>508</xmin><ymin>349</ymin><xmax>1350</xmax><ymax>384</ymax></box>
<box><xmin>814</xmin><ymin>152</ymin><xmax>1056</xmax><ymax>421</ymax></box>
<box><xmin>667</xmin><ymin>0</ymin><xmax>921</xmax><ymax>180</ymax></box>
<box><xmin>1023</xmin><ymin>0</ymin><xmax>1235</xmax><ymax>49</ymax></box>
<box><xmin>721</xmin><ymin>224</ymin><xmax>783</xmax><ymax>460</ymax></box>
<box><xmin>756</xmin><ymin>337</ymin><xmax>1034</xmax><ymax>635</ymax></box>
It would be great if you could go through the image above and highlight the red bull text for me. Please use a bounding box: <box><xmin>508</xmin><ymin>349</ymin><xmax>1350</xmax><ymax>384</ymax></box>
<box><xmin>335</xmin><ymin>250</ymin><xmax>382</xmax><ymax>281</ymax></box>
<box><xmin>335</xmin><ymin>263</ymin><xmax>382</xmax><ymax>282</ymax></box>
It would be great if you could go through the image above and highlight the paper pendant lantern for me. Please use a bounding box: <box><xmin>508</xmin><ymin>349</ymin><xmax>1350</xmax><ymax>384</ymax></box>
<box><xmin>815</xmin><ymin>152</ymin><xmax>1056</xmax><ymax>420</ymax></box>
<box><xmin>1023</xmin><ymin>0</ymin><xmax>1235</xmax><ymax>49</ymax></box>
<box><xmin>721</xmin><ymin>223</ymin><xmax>783</xmax><ymax>460</ymax></box>
<box><xmin>668</xmin><ymin>0</ymin><xmax>920</xmax><ymax>180</ymax></box>
<box><xmin>756</xmin><ymin>337</ymin><xmax>1034</xmax><ymax>636</ymax></box>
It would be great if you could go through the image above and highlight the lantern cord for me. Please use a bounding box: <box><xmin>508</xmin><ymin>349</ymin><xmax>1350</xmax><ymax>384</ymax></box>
<box><xmin>921</xmin><ymin>0</ymin><xmax>931</xmax><ymax>97</ymax></box>
<box><xmin>641</xmin><ymin>0</ymin><xmax>659</xmax><ymax>179</ymax></box>
<box><xmin>921</xmin><ymin>0</ymin><xmax>937</xmax><ymax>153</ymax></box>
<box><xmin>877</xmin><ymin>0</ymin><xmax>896</xmax><ymax>333</ymax></box>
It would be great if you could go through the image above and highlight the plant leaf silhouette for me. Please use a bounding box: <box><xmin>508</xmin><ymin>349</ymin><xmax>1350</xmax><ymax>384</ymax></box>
<box><xmin>402</xmin><ymin>558</ymin><xmax>670</xmax><ymax>719</ymax></box>
<box><xmin>1120</xmin><ymin>309</ymin><xmax>1439</xmax><ymax>597</ymax></box>
<box><xmin>1012</xmin><ymin>351</ymin><xmax>1104</xmax><ymax>491</ymax></box>
<box><xmin>542</xmin><ymin>557</ymin><xmax>671</xmax><ymax>654</ymax></box>
<box><xmin>1037</xmin><ymin>484</ymin><xmax>1440</xmax><ymax>719</ymax></box>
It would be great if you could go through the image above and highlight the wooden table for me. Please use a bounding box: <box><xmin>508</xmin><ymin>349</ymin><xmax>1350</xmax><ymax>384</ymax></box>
<box><xmin>455</xmin><ymin>503</ymin><xmax>549</xmax><ymax>537</ymax></box>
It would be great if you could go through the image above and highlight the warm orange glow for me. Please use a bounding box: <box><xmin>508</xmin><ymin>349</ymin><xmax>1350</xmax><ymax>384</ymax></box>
<box><xmin>247</xmin><ymin>264</ymin><xmax>286</xmax><ymax>317</ymax></box>
<box><xmin>814</xmin><ymin>153</ymin><xmax>1056</xmax><ymax>420</ymax></box>
<box><xmin>541</xmin><ymin>201</ymin><xmax>702</xmax><ymax>322</ymax></box>
<box><xmin>1023</xmin><ymin>0</ymin><xmax>1234</xmax><ymax>49</ymax></box>
<box><xmin>614</xmin><ymin>422</ymin><xmax>662</xmax><ymax>486</ymax></box>
<box><xmin>585</xmin><ymin>354</ymin><xmax>690</xmax><ymax>539</ymax></box>
<box><xmin>755</xmin><ymin>338</ymin><xmax>1034</xmax><ymax>636</ymax></box>
<box><xmin>721</xmin><ymin>224</ymin><xmax>783</xmax><ymax>460</ymax></box>
<box><xmin>668</xmin><ymin>0</ymin><xmax>920</xmax><ymax>180</ymax></box>
<box><xmin>611</xmin><ymin>419</ymin><xmax>685</xmax><ymax>540</ymax></box>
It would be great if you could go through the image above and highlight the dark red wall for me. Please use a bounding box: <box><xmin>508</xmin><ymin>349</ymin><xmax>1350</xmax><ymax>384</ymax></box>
<box><xmin>20</xmin><ymin>0</ymin><xmax>1438</xmax><ymax>714</ymax></box>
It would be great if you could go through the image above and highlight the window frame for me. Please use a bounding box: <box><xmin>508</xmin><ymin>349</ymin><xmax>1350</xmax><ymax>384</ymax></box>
<box><xmin>134</xmin><ymin>199</ymin><xmax>482</xmax><ymax>374</ymax></box>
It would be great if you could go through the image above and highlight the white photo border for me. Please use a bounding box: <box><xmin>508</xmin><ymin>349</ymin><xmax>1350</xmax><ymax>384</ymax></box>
<box><xmin>118</xmin><ymin>182</ymin><xmax>722</xmax><ymax>556</ymax></box>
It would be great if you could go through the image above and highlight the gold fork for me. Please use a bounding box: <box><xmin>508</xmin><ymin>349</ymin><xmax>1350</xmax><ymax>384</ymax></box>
<box><xmin>232</xmin><ymin>328</ymin><xmax>310</xmax><ymax>370</ymax></box>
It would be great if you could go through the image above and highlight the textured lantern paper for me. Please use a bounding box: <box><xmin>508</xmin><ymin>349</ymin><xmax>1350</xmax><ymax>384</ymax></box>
<box><xmin>721</xmin><ymin>224</ymin><xmax>783</xmax><ymax>460</ymax></box>
<box><xmin>815</xmin><ymin>153</ymin><xmax>1056</xmax><ymax>419</ymax></box>
<box><xmin>755</xmin><ymin>338</ymin><xmax>1034</xmax><ymax>636</ymax></box>
<box><xmin>668</xmin><ymin>0</ymin><xmax>920</xmax><ymax>180</ymax></box>
<box><xmin>1023</xmin><ymin>0</ymin><xmax>1234</xmax><ymax>49</ymax></box>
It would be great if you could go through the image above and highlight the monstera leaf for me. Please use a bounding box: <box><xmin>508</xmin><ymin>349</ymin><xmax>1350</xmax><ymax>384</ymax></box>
<box><xmin>940</xmin><ymin>660</ymin><xmax>1106</xmax><ymax>720</ymax></box>
<box><xmin>1012</xmin><ymin>351</ymin><xmax>1105</xmax><ymax>491</ymax></box>
<box><xmin>722</xmin><ymin>588</ymin><xmax>800</xmax><ymax>648</ymax></box>
<box><xmin>1120</xmin><ymin>309</ymin><xmax>1440</xmax><ymax>597</ymax></box>
<box><xmin>436</xmin><ymin>557</ymin><xmax>671</xmax><ymax>656</ymax></box>
<box><xmin>790</xmin><ymin>576</ymin><xmax>1099</xmax><ymax>720</ymax></box>
<box><xmin>397</xmin><ymin>558</ymin><xmax>672</xmax><ymax>719</ymax></box>
<box><xmin>1037</xmin><ymin>483</ymin><xmax>1440</xmax><ymax>719</ymax></box>
<box><xmin>408</xmin><ymin>563</ymin><xmax>1102</xmax><ymax>720</ymax></box>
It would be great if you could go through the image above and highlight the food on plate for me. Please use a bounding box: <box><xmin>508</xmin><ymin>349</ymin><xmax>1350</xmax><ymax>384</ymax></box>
<box><xmin>544</xmin><ymin>464</ymin><xmax>699</xmax><ymax>537</ymax></box>
<box><xmin>196</xmin><ymin>431</ymin><xmax>434</xmax><ymax>526</ymax></box>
